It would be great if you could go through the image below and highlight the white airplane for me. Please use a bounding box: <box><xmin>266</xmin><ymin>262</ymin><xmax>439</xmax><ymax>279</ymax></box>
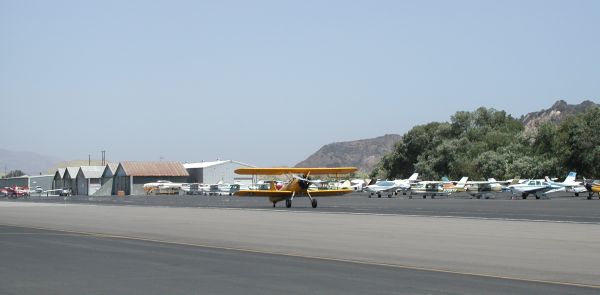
<box><xmin>393</xmin><ymin>173</ymin><xmax>419</xmax><ymax>195</ymax></box>
<box><xmin>544</xmin><ymin>172</ymin><xmax>587</xmax><ymax>196</ymax></box>
<box><xmin>508</xmin><ymin>179</ymin><xmax>562</xmax><ymax>199</ymax></box>
<box><xmin>464</xmin><ymin>178</ymin><xmax>514</xmax><ymax>198</ymax></box>
<box><xmin>365</xmin><ymin>180</ymin><xmax>401</xmax><ymax>198</ymax></box>
<box><xmin>409</xmin><ymin>177</ymin><xmax>469</xmax><ymax>198</ymax></box>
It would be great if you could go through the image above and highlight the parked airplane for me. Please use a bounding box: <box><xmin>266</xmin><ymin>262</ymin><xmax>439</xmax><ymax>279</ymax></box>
<box><xmin>233</xmin><ymin>167</ymin><xmax>357</xmax><ymax>208</ymax></box>
<box><xmin>410</xmin><ymin>177</ymin><xmax>469</xmax><ymax>198</ymax></box>
<box><xmin>3</xmin><ymin>186</ymin><xmax>30</xmax><ymax>198</ymax></box>
<box><xmin>508</xmin><ymin>179</ymin><xmax>562</xmax><ymax>199</ymax></box>
<box><xmin>543</xmin><ymin>172</ymin><xmax>587</xmax><ymax>196</ymax></box>
<box><xmin>464</xmin><ymin>178</ymin><xmax>514</xmax><ymax>199</ymax></box>
<box><xmin>365</xmin><ymin>180</ymin><xmax>400</xmax><ymax>198</ymax></box>
<box><xmin>584</xmin><ymin>179</ymin><xmax>600</xmax><ymax>199</ymax></box>
<box><xmin>143</xmin><ymin>180</ymin><xmax>184</xmax><ymax>195</ymax></box>
<box><xmin>394</xmin><ymin>173</ymin><xmax>420</xmax><ymax>194</ymax></box>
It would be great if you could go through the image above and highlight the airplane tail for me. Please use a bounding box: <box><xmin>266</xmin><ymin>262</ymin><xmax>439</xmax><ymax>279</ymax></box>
<box><xmin>564</xmin><ymin>172</ymin><xmax>577</xmax><ymax>183</ymax></box>
<box><xmin>510</xmin><ymin>177</ymin><xmax>520</xmax><ymax>185</ymax></box>
<box><xmin>441</xmin><ymin>176</ymin><xmax>450</xmax><ymax>183</ymax></box>
<box><xmin>456</xmin><ymin>177</ymin><xmax>469</xmax><ymax>188</ymax></box>
<box><xmin>408</xmin><ymin>173</ymin><xmax>419</xmax><ymax>182</ymax></box>
<box><xmin>368</xmin><ymin>179</ymin><xmax>377</xmax><ymax>186</ymax></box>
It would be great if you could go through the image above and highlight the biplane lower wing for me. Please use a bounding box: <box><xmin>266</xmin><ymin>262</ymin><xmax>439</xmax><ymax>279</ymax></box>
<box><xmin>235</xmin><ymin>189</ymin><xmax>354</xmax><ymax>197</ymax></box>
<box><xmin>306</xmin><ymin>189</ymin><xmax>355</xmax><ymax>196</ymax></box>
<box><xmin>234</xmin><ymin>190</ymin><xmax>293</xmax><ymax>197</ymax></box>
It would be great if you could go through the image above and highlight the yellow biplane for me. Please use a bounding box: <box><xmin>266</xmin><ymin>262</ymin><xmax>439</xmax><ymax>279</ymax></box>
<box><xmin>234</xmin><ymin>167</ymin><xmax>358</xmax><ymax>208</ymax></box>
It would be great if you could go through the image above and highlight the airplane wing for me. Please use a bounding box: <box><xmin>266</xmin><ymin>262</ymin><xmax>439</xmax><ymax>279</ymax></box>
<box><xmin>234</xmin><ymin>190</ymin><xmax>293</xmax><ymax>197</ymax></box>
<box><xmin>307</xmin><ymin>189</ymin><xmax>354</xmax><ymax>196</ymax></box>
<box><xmin>235</xmin><ymin>167</ymin><xmax>357</xmax><ymax>175</ymax></box>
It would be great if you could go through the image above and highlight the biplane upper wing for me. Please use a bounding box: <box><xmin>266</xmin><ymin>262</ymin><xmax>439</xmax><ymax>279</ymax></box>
<box><xmin>234</xmin><ymin>167</ymin><xmax>357</xmax><ymax>175</ymax></box>
<box><xmin>234</xmin><ymin>190</ymin><xmax>294</xmax><ymax>197</ymax></box>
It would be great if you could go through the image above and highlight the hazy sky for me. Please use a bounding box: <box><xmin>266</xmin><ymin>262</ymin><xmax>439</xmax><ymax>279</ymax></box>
<box><xmin>1</xmin><ymin>0</ymin><xmax>599</xmax><ymax>166</ymax></box>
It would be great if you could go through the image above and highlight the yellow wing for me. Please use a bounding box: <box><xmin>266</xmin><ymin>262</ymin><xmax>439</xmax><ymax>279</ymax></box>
<box><xmin>307</xmin><ymin>189</ymin><xmax>355</xmax><ymax>197</ymax></box>
<box><xmin>234</xmin><ymin>167</ymin><xmax>357</xmax><ymax>175</ymax></box>
<box><xmin>234</xmin><ymin>190</ymin><xmax>294</xmax><ymax>197</ymax></box>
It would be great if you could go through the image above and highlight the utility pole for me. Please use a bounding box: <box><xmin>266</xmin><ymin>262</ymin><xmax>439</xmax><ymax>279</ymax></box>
<box><xmin>88</xmin><ymin>154</ymin><xmax>91</xmax><ymax>166</ymax></box>
<box><xmin>101</xmin><ymin>150</ymin><xmax>106</xmax><ymax>166</ymax></box>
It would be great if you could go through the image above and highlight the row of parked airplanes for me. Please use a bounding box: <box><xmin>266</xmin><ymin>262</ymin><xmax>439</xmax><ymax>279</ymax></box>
<box><xmin>364</xmin><ymin>172</ymin><xmax>600</xmax><ymax>199</ymax></box>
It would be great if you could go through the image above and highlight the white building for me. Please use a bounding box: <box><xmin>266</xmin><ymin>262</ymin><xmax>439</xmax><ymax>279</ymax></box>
<box><xmin>184</xmin><ymin>160</ymin><xmax>254</xmax><ymax>184</ymax></box>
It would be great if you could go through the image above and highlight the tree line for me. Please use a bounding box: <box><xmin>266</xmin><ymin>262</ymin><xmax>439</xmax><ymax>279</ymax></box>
<box><xmin>372</xmin><ymin>107</ymin><xmax>600</xmax><ymax>180</ymax></box>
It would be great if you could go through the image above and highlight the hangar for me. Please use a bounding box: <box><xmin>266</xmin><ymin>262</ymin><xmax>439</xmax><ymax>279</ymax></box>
<box><xmin>184</xmin><ymin>160</ymin><xmax>254</xmax><ymax>184</ymax></box>
<box><xmin>53</xmin><ymin>168</ymin><xmax>66</xmax><ymax>190</ymax></box>
<box><xmin>75</xmin><ymin>166</ymin><xmax>105</xmax><ymax>196</ymax></box>
<box><xmin>101</xmin><ymin>163</ymin><xmax>118</xmax><ymax>186</ymax></box>
<box><xmin>113</xmin><ymin>162</ymin><xmax>189</xmax><ymax>195</ymax></box>
<box><xmin>62</xmin><ymin>167</ymin><xmax>80</xmax><ymax>191</ymax></box>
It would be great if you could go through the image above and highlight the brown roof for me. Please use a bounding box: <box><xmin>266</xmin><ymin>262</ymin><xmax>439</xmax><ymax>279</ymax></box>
<box><xmin>119</xmin><ymin>161</ymin><xmax>189</xmax><ymax>177</ymax></box>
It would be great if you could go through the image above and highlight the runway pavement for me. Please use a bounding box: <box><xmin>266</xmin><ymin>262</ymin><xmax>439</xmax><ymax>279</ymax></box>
<box><xmin>0</xmin><ymin>201</ymin><xmax>599</xmax><ymax>291</ymax></box>
<box><xmin>1</xmin><ymin>225</ymin><xmax>596</xmax><ymax>295</ymax></box>
<box><xmin>7</xmin><ymin>191</ymin><xmax>600</xmax><ymax>223</ymax></box>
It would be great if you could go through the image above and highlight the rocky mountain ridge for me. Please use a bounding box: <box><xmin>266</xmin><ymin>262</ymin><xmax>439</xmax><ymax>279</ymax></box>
<box><xmin>294</xmin><ymin>134</ymin><xmax>402</xmax><ymax>174</ymax></box>
<box><xmin>520</xmin><ymin>99</ymin><xmax>598</xmax><ymax>130</ymax></box>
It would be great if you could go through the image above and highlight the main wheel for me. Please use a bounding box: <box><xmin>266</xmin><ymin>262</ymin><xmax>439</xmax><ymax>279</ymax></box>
<box><xmin>535</xmin><ymin>195</ymin><xmax>540</xmax><ymax>200</ymax></box>
<box><xmin>273</xmin><ymin>202</ymin><xmax>276</xmax><ymax>207</ymax></box>
<box><xmin>377</xmin><ymin>193</ymin><xmax>381</xmax><ymax>198</ymax></box>
<box><xmin>575</xmin><ymin>193</ymin><xmax>579</xmax><ymax>197</ymax></box>
<box><xmin>311</xmin><ymin>199</ymin><xmax>318</xmax><ymax>208</ymax></box>
<box><xmin>285</xmin><ymin>199</ymin><xmax>292</xmax><ymax>208</ymax></box>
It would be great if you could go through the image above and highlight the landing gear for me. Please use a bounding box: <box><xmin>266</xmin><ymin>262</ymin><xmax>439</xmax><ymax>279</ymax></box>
<box><xmin>388</xmin><ymin>194</ymin><xmax>392</xmax><ymax>198</ymax></box>
<box><xmin>285</xmin><ymin>199</ymin><xmax>292</xmax><ymax>208</ymax></box>
<box><xmin>522</xmin><ymin>193</ymin><xmax>528</xmax><ymax>200</ymax></box>
<box><xmin>311</xmin><ymin>199</ymin><xmax>318</xmax><ymax>208</ymax></box>
<box><xmin>273</xmin><ymin>202</ymin><xmax>276</xmax><ymax>207</ymax></box>
<box><xmin>423</xmin><ymin>195</ymin><xmax>426</xmax><ymax>199</ymax></box>
<box><xmin>377</xmin><ymin>193</ymin><xmax>381</xmax><ymax>198</ymax></box>
<box><xmin>369</xmin><ymin>193</ymin><xmax>373</xmax><ymax>198</ymax></box>
<box><xmin>535</xmin><ymin>195</ymin><xmax>541</xmax><ymax>200</ymax></box>
<box><xmin>575</xmin><ymin>193</ymin><xmax>579</xmax><ymax>197</ymax></box>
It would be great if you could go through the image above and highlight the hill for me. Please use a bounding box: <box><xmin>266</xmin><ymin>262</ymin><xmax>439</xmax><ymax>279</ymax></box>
<box><xmin>0</xmin><ymin>148</ymin><xmax>60</xmax><ymax>175</ymax></box>
<box><xmin>295</xmin><ymin>134</ymin><xmax>401</xmax><ymax>173</ymax></box>
<box><xmin>520</xmin><ymin>100</ymin><xmax>599</xmax><ymax>130</ymax></box>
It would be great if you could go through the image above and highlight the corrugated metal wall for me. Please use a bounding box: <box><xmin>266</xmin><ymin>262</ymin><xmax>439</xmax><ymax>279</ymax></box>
<box><xmin>202</xmin><ymin>162</ymin><xmax>253</xmax><ymax>184</ymax></box>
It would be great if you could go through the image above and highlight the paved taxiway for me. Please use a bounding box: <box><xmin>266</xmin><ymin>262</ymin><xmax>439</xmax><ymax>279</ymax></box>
<box><xmin>1</xmin><ymin>225</ymin><xmax>597</xmax><ymax>295</ymax></box>
<box><xmin>10</xmin><ymin>192</ymin><xmax>600</xmax><ymax>223</ymax></box>
<box><xmin>1</xmin><ymin>201</ymin><xmax>599</xmax><ymax>291</ymax></box>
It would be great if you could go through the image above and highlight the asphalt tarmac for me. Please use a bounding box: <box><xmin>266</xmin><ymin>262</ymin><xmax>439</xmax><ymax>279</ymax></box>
<box><xmin>8</xmin><ymin>191</ymin><xmax>600</xmax><ymax>223</ymax></box>
<box><xmin>1</xmin><ymin>225</ymin><xmax>597</xmax><ymax>295</ymax></box>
